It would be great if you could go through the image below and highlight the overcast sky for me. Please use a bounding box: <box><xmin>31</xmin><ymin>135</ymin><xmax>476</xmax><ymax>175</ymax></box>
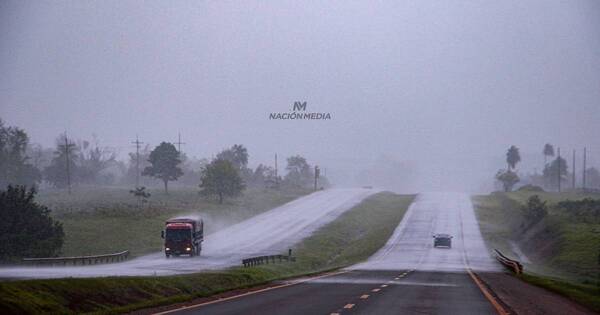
<box><xmin>1</xmin><ymin>1</ymin><xmax>599</xmax><ymax>192</ymax></box>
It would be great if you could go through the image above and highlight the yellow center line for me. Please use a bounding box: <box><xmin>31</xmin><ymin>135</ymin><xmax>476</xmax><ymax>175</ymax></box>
<box><xmin>344</xmin><ymin>304</ymin><xmax>355</xmax><ymax>309</ymax></box>
<box><xmin>466</xmin><ymin>268</ymin><xmax>510</xmax><ymax>315</ymax></box>
<box><xmin>360</xmin><ymin>294</ymin><xmax>369</xmax><ymax>299</ymax></box>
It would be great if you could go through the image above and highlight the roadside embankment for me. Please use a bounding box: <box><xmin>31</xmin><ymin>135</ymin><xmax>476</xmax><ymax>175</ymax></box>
<box><xmin>473</xmin><ymin>191</ymin><xmax>600</xmax><ymax>313</ymax></box>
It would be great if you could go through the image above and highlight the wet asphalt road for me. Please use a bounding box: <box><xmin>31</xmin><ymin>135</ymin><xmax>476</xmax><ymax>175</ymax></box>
<box><xmin>166</xmin><ymin>269</ymin><xmax>496</xmax><ymax>315</ymax></box>
<box><xmin>162</xmin><ymin>193</ymin><xmax>500</xmax><ymax>315</ymax></box>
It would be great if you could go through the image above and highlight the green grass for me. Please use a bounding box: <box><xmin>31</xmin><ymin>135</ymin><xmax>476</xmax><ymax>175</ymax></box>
<box><xmin>520</xmin><ymin>273</ymin><xmax>600</xmax><ymax>313</ymax></box>
<box><xmin>40</xmin><ymin>186</ymin><xmax>310</xmax><ymax>257</ymax></box>
<box><xmin>472</xmin><ymin>190</ymin><xmax>600</xmax><ymax>311</ymax></box>
<box><xmin>0</xmin><ymin>192</ymin><xmax>414</xmax><ymax>314</ymax></box>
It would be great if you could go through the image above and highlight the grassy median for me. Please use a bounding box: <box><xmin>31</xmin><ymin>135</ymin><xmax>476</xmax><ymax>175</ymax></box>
<box><xmin>0</xmin><ymin>192</ymin><xmax>414</xmax><ymax>314</ymax></box>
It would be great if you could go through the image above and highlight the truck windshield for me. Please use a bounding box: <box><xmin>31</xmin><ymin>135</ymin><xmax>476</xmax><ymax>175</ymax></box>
<box><xmin>165</xmin><ymin>229</ymin><xmax>191</xmax><ymax>241</ymax></box>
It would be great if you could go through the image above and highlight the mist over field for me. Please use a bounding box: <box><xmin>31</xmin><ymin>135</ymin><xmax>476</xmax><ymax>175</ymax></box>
<box><xmin>2</xmin><ymin>1</ymin><xmax>600</xmax><ymax>192</ymax></box>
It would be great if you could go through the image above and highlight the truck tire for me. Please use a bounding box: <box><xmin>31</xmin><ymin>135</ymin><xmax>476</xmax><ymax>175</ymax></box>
<box><xmin>165</xmin><ymin>254</ymin><xmax>170</xmax><ymax>258</ymax></box>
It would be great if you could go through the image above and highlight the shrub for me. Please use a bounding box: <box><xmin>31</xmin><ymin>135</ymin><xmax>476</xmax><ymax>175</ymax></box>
<box><xmin>0</xmin><ymin>185</ymin><xmax>64</xmax><ymax>260</ymax></box>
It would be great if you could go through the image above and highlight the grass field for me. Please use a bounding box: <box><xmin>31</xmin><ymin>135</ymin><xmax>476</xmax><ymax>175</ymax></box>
<box><xmin>472</xmin><ymin>190</ymin><xmax>600</xmax><ymax>312</ymax></box>
<box><xmin>0</xmin><ymin>192</ymin><xmax>414</xmax><ymax>314</ymax></box>
<box><xmin>39</xmin><ymin>186</ymin><xmax>311</xmax><ymax>257</ymax></box>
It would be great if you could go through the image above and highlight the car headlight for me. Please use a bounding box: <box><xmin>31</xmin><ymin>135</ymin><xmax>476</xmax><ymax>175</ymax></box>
<box><xmin>185</xmin><ymin>247</ymin><xmax>191</xmax><ymax>251</ymax></box>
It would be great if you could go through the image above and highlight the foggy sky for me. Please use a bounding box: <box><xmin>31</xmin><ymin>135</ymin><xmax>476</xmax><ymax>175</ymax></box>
<box><xmin>1</xmin><ymin>1</ymin><xmax>599</xmax><ymax>192</ymax></box>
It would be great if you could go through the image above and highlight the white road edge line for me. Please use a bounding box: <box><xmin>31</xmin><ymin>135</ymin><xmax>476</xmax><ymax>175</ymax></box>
<box><xmin>152</xmin><ymin>270</ymin><xmax>350</xmax><ymax>315</ymax></box>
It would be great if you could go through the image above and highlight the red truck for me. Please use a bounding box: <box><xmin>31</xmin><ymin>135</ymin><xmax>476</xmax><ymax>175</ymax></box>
<box><xmin>161</xmin><ymin>218</ymin><xmax>204</xmax><ymax>258</ymax></box>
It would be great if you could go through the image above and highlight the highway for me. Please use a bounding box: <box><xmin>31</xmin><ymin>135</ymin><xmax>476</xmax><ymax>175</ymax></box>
<box><xmin>156</xmin><ymin>193</ymin><xmax>504</xmax><ymax>315</ymax></box>
<box><xmin>0</xmin><ymin>188</ymin><xmax>376</xmax><ymax>279</ymax></box>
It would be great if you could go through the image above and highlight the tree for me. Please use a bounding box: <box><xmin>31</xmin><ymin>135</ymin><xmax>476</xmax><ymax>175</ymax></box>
<box><xmin>199</xmin><ymin>159</ymin><xmax>245</xmax><ymax>203</ymax></box>
<box><xmin>495</xmin><ymin>169</ymin><xmax>520</xmax><ymax>192</ymax></box>
<box><xmin>506</xmin><ymin>145</ymin><xmax>521</xmax><ymax>170</ymax></box>
<box><xmin>521</xmin><ymin>195</ymin><xmax>547</xmax><ymax>230</ymax></box>
<box><xmin>0</xmin><ymin>185</ymin><xmax>64</xmax><ymax>260</ymax></box>
<box><xmin>124</xmin><ymin>144</ymin><xmax>152</xmax><ymax>186</ymax></box>
<box><xmin>284</xmin><ymin>155</ymin><xmax>313</xmax><ymax>188</ymax></box>
<box><xmin>76</xmin><ymin>136</ymin><xmax>116</xmax><ymax>185</ymax></box>
<box><xmin>248</xmin><ymin>164</ymin><xmax>277</xmax><ymax>188</ymax></box>
<box><xmin>179</xmin><ymin>155</ymin><xmax>209</xmax><ymax>186</ymax></box>
<box><xmin>43</xmin><ymin>133</ymin><xmax>78</xmax><ymax>188</ymax></box>
<box><xmin>0</xmin><ymin>119</ymin><xmax>41</xmax><ymax>188</ymax></box>
<box><xmin>142</xmin><ymin>142</ymin><xmax>183</xmax><ymax>194</ymax></box>
<box><xmin>543</xmin><ymin>143</ymin><xmax>554</xmax><ymax>166</ymax></box>
<box><xmin>543</xmin><ymin>156</ymin><xmax>568</xmax><ymax>190</ymax></box>
<box><xmin>216</xmin><ymin>144</ymin><xmax>249</xmax><ymax>170</ymax></box>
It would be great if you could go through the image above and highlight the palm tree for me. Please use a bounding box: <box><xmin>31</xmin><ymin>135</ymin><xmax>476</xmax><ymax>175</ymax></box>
<box><xmin>506</xmin><ymin>145</ymin><xmax>521</xmax><ymax>170</ymax></box>
<box><xmin>543</xmin><ymin>143</ymin><xmax>554</xmax><ymax>166</ymax></box>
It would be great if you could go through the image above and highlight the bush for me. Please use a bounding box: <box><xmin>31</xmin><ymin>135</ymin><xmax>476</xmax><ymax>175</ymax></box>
<box><xmin>0</xmin><ymin>185</ymin><xmax>64</xmax><ymax>261</ymax></box>
<box><xmin>517</xmin><ymin>184</ymin><xmax>545</xmax><ymax>192</ymax></box>
<box><xmin>521</xmin><ymin>195</ymin><xmax>548</xmax><ymax>230</ymax></box>
<box><xmin>556</xmin><ymin>198</ymin><xmax>600</xmax><ymax>223</ymax></box>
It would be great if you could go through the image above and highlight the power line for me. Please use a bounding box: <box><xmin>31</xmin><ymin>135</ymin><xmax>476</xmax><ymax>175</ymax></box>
<box><xmin>131</xmin><ymin>135</ymin><xmax>144</xmax><ymax>187</ymax></box>
<box><xmin>174</xmin><ymin>132</ymin><xmax>186</xmax><ymax>153</ymax></box>
<box><xmin>63</xmin><ymin>132</ymin><xmax>76</xmax><ymax>194</ymax></box>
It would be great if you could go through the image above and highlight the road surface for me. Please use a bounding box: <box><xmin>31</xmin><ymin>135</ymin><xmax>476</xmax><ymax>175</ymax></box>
<box><xmin>157</xmin><ymin>192</ymin><xmax>504</xmax><ymax>315</ymax></box>
<box><xmin>0</xmin><ymin>188</ymin><xmax>376</xmax><ymax>279</ymax></box>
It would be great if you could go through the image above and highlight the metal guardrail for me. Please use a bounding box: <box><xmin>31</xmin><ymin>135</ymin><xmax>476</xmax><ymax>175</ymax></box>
<box><xmin>494</xmin><ymin>249</ymin><xmax>523</xmax><ymax>274</ymax></box>
<box><xmin>22</xmin><ymin>250</ymin><xmax>130</xmax><ymax>266</ymax></box>
<box><xmin>243</xmin><ymin>250</ymin><xmax>296</xmax><ymax>267</ymax></box>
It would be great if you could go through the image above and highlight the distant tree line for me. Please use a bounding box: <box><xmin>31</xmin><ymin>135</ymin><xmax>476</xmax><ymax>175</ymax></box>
<box><xmin>0</xmin><ymin>118</ymin><xmax>330</xmax><ymax>198</ymax></box>
<box><xmin>139</xmin><ymin>141</ymin><xmax>326</xmax><ymax>203</ymax></box>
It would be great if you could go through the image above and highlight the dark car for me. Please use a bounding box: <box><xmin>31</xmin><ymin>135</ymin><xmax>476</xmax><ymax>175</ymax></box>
<box><xmin>433</xmin><ymin>234</ymin><xmax>453</xmax><ymax>248</ymax></box>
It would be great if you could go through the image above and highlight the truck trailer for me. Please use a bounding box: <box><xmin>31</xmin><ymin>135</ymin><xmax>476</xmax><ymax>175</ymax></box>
<box><xmin>161</xmin><ymin>217</ymin><xmax>203</xmax><ymax>258</ymax></box>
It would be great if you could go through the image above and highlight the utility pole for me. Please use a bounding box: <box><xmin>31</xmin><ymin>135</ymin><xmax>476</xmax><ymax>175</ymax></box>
<box><xmin>557</xmin><ymin>147</ymin><xmax>561</xmax><ymax>193</ymax></box>
<box><xmin>583</xmin><ymin>147</ymin><xmax>587</xmax><ymax>191</ymax></box>
<box><xmin>131</xmin><ymin>135</ymin><xmax>144</xmax><ymax>187</ymax></box>
<box><xmin>63</xmin><ymin>132</ymin><xmax>75</xmax><ymax>194</ymax></box>
<box><xmin>572</xmin><ymin>149</ymin><xmax>576</xmax><ymax>190</ymax></box>
<box><xmin>274</xmin><ymin>154</ymin><xmax>278</xmax><ymax>187</ymax></box>
<box><xmin>174</xmin><ymin>132</ymin><xmax>186</xmax><ymax>153</ymax></box>
<box><xmin>314</xmin><ymin>165</ymin><xmax>320</xmax><ymax>191</ymax></box>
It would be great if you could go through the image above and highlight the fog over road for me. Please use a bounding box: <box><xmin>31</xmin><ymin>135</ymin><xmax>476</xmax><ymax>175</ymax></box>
<box><xmin>0</xmin><ymin>188</ymin><xmax>376</xmax><ymax>279</ymax></box>
<box><xmin>163</xmin><ymin>192</ymin><xmax>504</xmax><ymax>315</ymax></box>
<box><xmin>352</xmin><ymin>192</ymin><xmax>500</xmax><ymax>272</ymax></box>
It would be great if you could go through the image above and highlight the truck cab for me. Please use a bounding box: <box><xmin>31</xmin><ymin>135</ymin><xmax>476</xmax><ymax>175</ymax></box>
<box><xmin>161</xmin><ymin>218</ymin><xmax>203</xmax><ymax>258</ymax></box>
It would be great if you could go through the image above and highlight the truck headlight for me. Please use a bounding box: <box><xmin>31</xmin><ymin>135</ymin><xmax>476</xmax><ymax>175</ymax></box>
<box><xmin>165</xmin><ymin>247</ymin><xmax>170</xmax><ymax>251</ymax></box>
<box><xmin>185</xmin><ymin>247</ymin><xmax>191</xmax><ymax>251</ymax></box>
